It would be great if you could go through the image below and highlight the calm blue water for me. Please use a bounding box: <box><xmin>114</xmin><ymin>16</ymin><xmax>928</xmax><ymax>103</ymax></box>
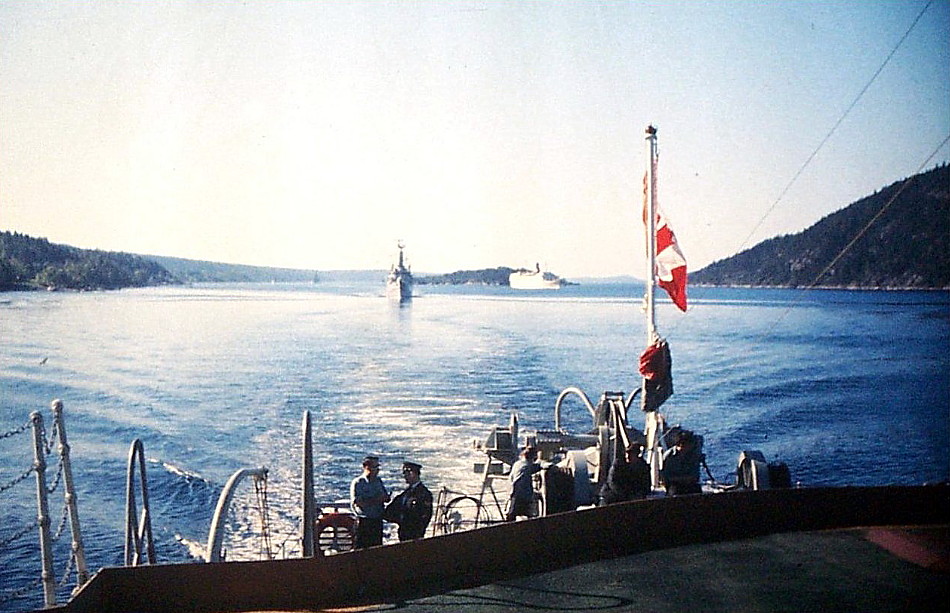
<box><xmin>2</xmin><ymin>281</ymin><xmax>948</xmax><ymax>610</ymax></box>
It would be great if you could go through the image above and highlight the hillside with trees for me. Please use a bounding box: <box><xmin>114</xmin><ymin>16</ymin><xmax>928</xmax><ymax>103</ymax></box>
<box><xmin>0</xmin><ymin>231</ymin><xmax>177</xmax><ymax>291</ymax></box>
<box><xmin>692</xmin><ymin>165</ymin><xmax>949</xmax><ymax>289</ymax></box>
<box><xmin>0</xmin><ymin>232</ymin><xmax>318</xmax><ymax>290</ymax></box>
<box><xmin>149</xmin><ymin>255</ymin><xmax>317</xmax><ymax>283</ymax></box>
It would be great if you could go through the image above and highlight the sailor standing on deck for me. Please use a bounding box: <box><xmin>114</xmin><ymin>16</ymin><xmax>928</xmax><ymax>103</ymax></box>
<box><xmin>384</xmin><ymin>461</ymin><xmax>433</xmax><ymax>541</ymax></box>
<box><xmin>505</xmin><ymin>446</ymin><xmax>541</xmax><ymax>521</ymax></box>
<box><xmin>350</xmin><ymin>455</ymin><xmax>390</xmax><ymax>548</ymax></box>
<box><xmin>599</xmin><ymin>444</ymin><xmax>651</xmax><ymax>505</ymax></box>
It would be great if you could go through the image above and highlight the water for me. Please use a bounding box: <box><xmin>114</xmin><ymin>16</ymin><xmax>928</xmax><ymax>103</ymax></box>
<box><xmin>2</xmin><ymin>281</ymin><xmax>948</xmax><ymax>610</ymax></box>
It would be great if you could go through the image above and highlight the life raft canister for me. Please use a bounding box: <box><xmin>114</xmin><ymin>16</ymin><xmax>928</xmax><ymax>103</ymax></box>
<box><xmin>315</xmin><ymin>512</ymin><xmax>357</xmax><ymax>554</ymax></box>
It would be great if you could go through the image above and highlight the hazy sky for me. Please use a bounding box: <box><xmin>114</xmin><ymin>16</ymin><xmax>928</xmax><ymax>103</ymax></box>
<box><xmin>2</xmin><ymin>1</ymin><xmax>948</xmax><ymax>278</ymax></box>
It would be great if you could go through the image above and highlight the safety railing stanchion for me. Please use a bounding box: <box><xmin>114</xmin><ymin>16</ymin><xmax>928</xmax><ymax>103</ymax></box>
<box><xmin>301</xmin><ymin>410</ymin><xmax>315</xmax><ymax>557</ymax></box>
<box><xmin>31</xmin><ymin>411</ymin><xmax>56</xmax><ymax>607</ymax></box>
<box><xmin>52</xmin><ymin>399</ymin><xmax>88</xmax><ymax>587</ymax></box>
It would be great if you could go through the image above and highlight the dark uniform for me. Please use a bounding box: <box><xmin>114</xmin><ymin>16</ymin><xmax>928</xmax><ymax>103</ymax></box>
<box><xmin>599</xmin><ymin>452</ymin><xmax>651</xmax><ymax>505</ymax></box>
<box><xmin>384</xmin><ymin>462</ymin><xmax>433</xmax><ymax>541</ymax></box>
<box><xmin>661</xmin><ymin>431</ymin><xmax>704</xmax><ymax>496</ymax></box>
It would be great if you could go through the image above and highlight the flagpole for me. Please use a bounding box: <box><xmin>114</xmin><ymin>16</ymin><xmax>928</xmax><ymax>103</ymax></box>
<box><xmin>645</xmin><ymin>125</ymin><xmax>659</xmax><ymax>342</ymax></box>
<box><xmin>642</xmin><ymin>124</ymin><xmax>659</xmax><ymax>408</ymax></box>
<box><xmin>641</xmin><ymin>124</ymin><xmax>662</xmax><ymax>489</ymax></box>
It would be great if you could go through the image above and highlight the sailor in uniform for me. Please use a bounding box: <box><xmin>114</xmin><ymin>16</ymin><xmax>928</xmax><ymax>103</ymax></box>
<box><xmin>384</xmin><ymin>461</ymin><xmax>433</xmax><ymax>541</ymax></box>
<box><xmin>350</xmin><ymin>455</ymin><xmax>390</xmax><ymax>548</ymax></box>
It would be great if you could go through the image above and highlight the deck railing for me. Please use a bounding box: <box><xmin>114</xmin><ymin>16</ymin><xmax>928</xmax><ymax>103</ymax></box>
<box><xmin>0</xmin><ymin>400</ymin><xmax>88</xmax><ymax>609</ymax></box>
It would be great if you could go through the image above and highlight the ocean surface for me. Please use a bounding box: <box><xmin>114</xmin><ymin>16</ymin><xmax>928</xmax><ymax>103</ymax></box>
<box><xmin>2</xmin><ymin>281</ymin><xmax>948</xmax><ymax>611</ymax></box>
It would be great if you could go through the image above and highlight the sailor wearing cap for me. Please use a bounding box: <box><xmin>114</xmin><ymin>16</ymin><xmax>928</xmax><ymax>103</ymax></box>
<box><xmin>350</xmin><ymin>455</ymin><xmax>390</xmax><ymax>549</ymax></box>
<box><xmin>383</xmin><ymin>461</ymin><xmax>433</xmax><ymax>541</ymax></box>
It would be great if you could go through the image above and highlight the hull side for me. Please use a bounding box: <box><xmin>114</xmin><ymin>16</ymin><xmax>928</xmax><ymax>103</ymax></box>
<box><xmin>386</xmin><ymin>274</ymin><xmax>413</xmax><ymax>300</ymax></box>
<box><xmin>55</xmin><ymin>484</ymin><xmax>949</xmax><ymax>613</ymax></box>
<box><xmin>508</xmin><ymin>272</ymin><xmax>561</xmax><ymax>290</ymax></box>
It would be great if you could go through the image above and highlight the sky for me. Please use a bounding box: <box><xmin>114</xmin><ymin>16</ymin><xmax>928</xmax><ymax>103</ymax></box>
<box><xmin>2</xmin><ymin>1</ymin><xmax>948</xmax><ymax>278</ymax></box>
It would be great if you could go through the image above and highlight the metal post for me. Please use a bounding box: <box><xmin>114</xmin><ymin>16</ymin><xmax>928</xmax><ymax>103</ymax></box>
<box><xmin>645</xmin><ymin>411</ymin><xmax>663</xmax><ymax>490</ymax></box>
<box><xmin>51</xmin><ymin>399</ymin><xmax>88</xmax><ymax>587</ymax></box>
<box><xmin>301</xmin><ymin>410</ymin><xmax>315</xmax><ymax>557</ymax></box>
<box><xmin>31</xmin><ymin>411</ymin><xmax>56</xmax><ymax>607</ymax></box>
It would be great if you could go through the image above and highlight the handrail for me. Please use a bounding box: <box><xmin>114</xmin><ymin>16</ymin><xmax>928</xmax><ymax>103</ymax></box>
<box><xmin>124</xmin><ymin>438</ymin><xmax>155</xmax><ymax>566</ymax></box>
<box><xmin>206</xmin><ymin>467</ymin><xmax>269</xmax><ymax>563</ymax></box>
<box><xmin>553</xmin><ymin>387</ymin><xmax>597</xmax><ymax>432</ymax></box>
<box><xmin>624</xmin><ymin>387</ymin><xmax>641</xmax><ymax>412</ymax></box>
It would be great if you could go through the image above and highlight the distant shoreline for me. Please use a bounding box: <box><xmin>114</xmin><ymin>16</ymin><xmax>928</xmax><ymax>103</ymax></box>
<box><xmin>691</xmin><ymin>283</ymin><xmax>950</xmax><ymax>292</ymax></box>
<box><xmin>4</xmin><ymin>280</ymin><xmax>948</xmax><ymax>293</ymax></box>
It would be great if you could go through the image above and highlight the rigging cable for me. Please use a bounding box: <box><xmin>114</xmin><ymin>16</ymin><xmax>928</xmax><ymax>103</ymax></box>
<box><xmin>765</xmin><ymin>132</ymin><xmax>950</xmax><ymax>331</ymax></box>
<box><xmin>651</xmin><ymin>1</ymin><xmax>943</xmax><ymax>434</ymax></box>
<box><xmin>659</xmin><ymin>0</ymin><xmax>940</xmax><ymax>341</ymax></box>
<box><xmin>736</xmin><ymin>0</ymin><xmax>937</xmax><ymax>257</ymax></box>
<box><xmin>802</xmin><ymin>134</ymin><xmax>950</xmax><ymax>292</ymax></box>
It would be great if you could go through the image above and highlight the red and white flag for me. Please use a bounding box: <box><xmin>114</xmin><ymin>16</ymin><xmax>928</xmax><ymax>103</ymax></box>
<box><xmin>643</xmin><ymin>166</ymin><xmax>688</xmax><ymax>312</ymax></box>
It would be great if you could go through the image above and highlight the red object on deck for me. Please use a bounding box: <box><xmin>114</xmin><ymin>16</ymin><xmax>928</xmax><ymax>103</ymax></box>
<box><xmin>864</xmin><ymin>527</ymin><xmax>950</xmax><ymax>573</ymax></box>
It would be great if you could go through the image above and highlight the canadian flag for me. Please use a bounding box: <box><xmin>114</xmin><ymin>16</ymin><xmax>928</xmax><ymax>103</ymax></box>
<box><xmin>643</xmin><ymin>167</ymin><xmax>688</xmax><ymax>312</ymax></box>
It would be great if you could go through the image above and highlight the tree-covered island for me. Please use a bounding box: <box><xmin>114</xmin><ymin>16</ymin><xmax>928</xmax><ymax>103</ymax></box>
<box><xmin>415</xmin><ymin>267</ymin><xmax>517</xmax><ymax>286</ymax></box>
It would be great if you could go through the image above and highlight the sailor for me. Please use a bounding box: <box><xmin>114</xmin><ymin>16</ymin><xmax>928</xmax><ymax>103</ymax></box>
<box><xmin>350</xmin><ymin>455</ymin><xmax>390</xmax><ymax>548</ymax></box>
<box><xmin>383</xmin><ymin>461</ymin><xmax>433</xmax><ymax>541</ymax></box>
<box><xmin>661</xmin><ymin>431</ymin><xmax>703</xmax><ymax>496</ymax></box>
<box><xmin>505</xmin><ymin>446</ymin><xmax>541</xmax><ymax>521</ymax></box>
<box><xmin>598</xmin><ymin>444</ymin><xmax>651</xmax><ymax>505</ymax></box>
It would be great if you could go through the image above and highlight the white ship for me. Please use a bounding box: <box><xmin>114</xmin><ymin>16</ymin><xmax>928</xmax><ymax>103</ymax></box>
<box><xmin>508</xmin><ymin>263</ymin><xmax>562</xmax><ymax>290</ymax></box>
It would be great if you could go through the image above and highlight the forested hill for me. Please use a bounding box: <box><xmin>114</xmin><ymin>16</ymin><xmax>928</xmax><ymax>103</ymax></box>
<box><xmin>0</xmin><ymin>232</ymin><xmax>318</xmax><ymax>290</ymax></box>
<box><xmin>149</xmin><ymin>255</ymin><xmax>317</xmax><ymax>283</ymax></box>
<box><xmin>691</xmin><ymin>165</ymin><xmax>950</xmax><ymax>289</ymax></box>
<box><xmin>0</xmin><ymin>231</ymin><xmax>177</xmax><ymax>291</ymax></box>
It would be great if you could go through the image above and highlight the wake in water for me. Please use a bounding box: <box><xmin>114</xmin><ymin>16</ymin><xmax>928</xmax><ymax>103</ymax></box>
<box><xmin>1</xmin><ymin>284</ymin><xmax>947</xmax><ymax>612</ymax></box>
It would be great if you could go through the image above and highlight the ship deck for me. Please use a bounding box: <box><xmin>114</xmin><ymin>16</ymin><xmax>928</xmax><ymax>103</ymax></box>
<box><xmin>43</xmin><ymin>485</ymin><xmax>948</xmax><ymax>613</ymax></box>
<box><xmin>314</xmin><ymin>525</ymin><xmax>948</xmax><ymax>613</ymax></box>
